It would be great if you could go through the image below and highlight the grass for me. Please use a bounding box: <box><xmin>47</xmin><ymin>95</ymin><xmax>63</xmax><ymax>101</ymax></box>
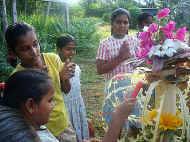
<box><xmin>74</xmin><ymin>56</ymin><xmax>106</xmax><ymax>138</ymax></box>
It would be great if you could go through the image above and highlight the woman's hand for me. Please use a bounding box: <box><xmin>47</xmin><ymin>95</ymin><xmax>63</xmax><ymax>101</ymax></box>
<box><xmin>118</xmin><ymin>41</ymin><xmax>131</xmax><ymax>62</ymax></box>
<box><xmin>113</xmin><ymin>97</ymin><xmax>136</xmax><ymax>120</ymax></box>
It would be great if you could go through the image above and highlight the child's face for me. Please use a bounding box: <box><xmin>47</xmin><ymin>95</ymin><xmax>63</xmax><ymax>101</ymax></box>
<box><xmin>58</xmin><ymin>42</ymin><xmax>76</xmax><ymax>61</ymax></box>
<box><xmin>31</xmin><ymin>85</ymin><xmax>55</xmax><ymax>126</ymax></box>
<box><xmin>14</xmin><ymin>31</ymin><xmax>41</xmax><ymax>67</ymax></box>
<box><xmin>112</xmin><ymin>14</ymin><xmax>129</xmax><ymax>37</ymax></box>
<box><xmin>145</xmin><ymin>16</ymin><xmax>153</xmax><ymax>26</ymax></box>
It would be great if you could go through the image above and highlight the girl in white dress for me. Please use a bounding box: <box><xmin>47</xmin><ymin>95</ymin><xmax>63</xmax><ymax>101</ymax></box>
<box><xmin>57</xmin><ymin>35</ymin><xmax>89</xmax><ymax>142</ymax></box>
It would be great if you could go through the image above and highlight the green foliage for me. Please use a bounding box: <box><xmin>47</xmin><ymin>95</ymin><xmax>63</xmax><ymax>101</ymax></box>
<box><xmin>70</xmin><ymin>5</ymin><xmax>85</xmax><ymax>18</ymax></box>
<box><xmin>128</xmin><ymin>7</ymin><xmax>141</xmax><ymax>29</ymax></box>
<box><xmin>0</xmin><ymin>21</ymin><xmax>12</xmax><ymax>81</ymax></box>
<box><xmin>18</xmin><ymin>14</ymin><xmax>101</xmax><ymax>57</ymax></box>
<box><xmin>81</xmin><ymin>0</ymin><xmax>140</xmax><ymax>29</ymax></box>
<box><xmin>102</xmin><ymin>13</ymin><xmax>111</xmax><ymax>23</ymax></box>
<box><xmin>53</xmin><ymin>17</ymin><xmax>101</xmax><ymax>57</ymax></box>
<box><xmin>175</xmin><ymin>0</ymin><xmax>190</xmax><ymax>27</ymax></box>
<box><xmin>19</xmin><ymin>14</ymin><xmax>56</xmax><ymax>52</ymax></box>
<box><xmin>0</xmin><ymin>40</ymin><xmax>13</xmax><ymax>81</ymax></box>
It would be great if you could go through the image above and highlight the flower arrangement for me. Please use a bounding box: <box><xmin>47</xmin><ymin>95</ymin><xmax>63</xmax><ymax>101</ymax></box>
<box><xmin>102</xmin><ymin>8</ymin><xmax>190</xmax><ymax>142</ymax></box>
<box><xmin>123</xmin><ymin>8</ymin><xmax>190</xmax><ymax>142</ymax></box>
<box><xmin>121</xmin><ymin>80</ymin><xmax>190</xmax><ymax>142</ymax></box>
<box><xmin>103</xmin><ymin>71</ymin><xmax>190</xmax><ymax>142</ymax></box>
<box><xmin>140</xmin><ymin>109</ymin><xmax>183</xmax><ymax>141</ymax></box>
<box><xmin>136</xmin><ymin>8</ymin><xmax>190</xmax><ymax>73</ymax></box>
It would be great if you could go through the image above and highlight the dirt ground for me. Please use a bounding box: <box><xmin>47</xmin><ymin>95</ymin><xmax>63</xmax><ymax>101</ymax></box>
<box><xmin>77</xmin><ymin>58</ymin><xmax>106</xmax><ymax>138</ymax></box>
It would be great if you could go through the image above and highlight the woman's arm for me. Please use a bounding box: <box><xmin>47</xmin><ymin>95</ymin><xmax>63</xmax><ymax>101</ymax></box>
<box><xmin>102</xmin><ymin>98</ymin><xmax>136</xmax><ymax>142</ymax></box>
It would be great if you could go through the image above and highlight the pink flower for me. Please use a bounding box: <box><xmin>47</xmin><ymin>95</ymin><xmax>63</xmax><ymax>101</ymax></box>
<box><xmin>146</xmin><ymin>59</ymin><xmax>152</xmax><ymax>65</ymax></box>
<box><xmin>148</xmin><ymin>23</ymin><xmax>159</xmax><ymax>33</ymax></box>
<box><xmin>157</xmin><ymin>8</ymin><xmax>170</xmax><ymax>19</ymax></box>
<box><xmin>175</xmin><ymin>27</ymin><xmax>187</xmax><ymax>41</ymax></box>
<box><xmin>138</xmin><ymin>32</ymin><xmax>151</xmax><ymax>41</ymax></box>
<box><xmin>160</xmin><ymin>21</ymin><xmax>176</xmax><ymax>39</ymax></box>
<box><xmin>137</xmin><ymin>48</ymin><xmax>151</xmax><ymax>59</ymax></box>
<box><xmin>137</xmin><ymin>31</ymin><xmax>153</xmax><ymax>58</ymax></box>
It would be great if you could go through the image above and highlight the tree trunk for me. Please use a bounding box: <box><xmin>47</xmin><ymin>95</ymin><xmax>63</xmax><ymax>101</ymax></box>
<box><xmin>63</xmin><ymin>2</ymin><xmax>69</xmax><ymax>30</ymax></box>
<box><xmin>43</xmin><ymin>1</ymin><xmax>51</xmax><ymax>27</ymax></box>
<box><xmin>12</xmin><ymin>0</ymin><xmax>17</xmax><ymax>23</ymax></box>
<box><xmin>24</xmin><ymin>0</ymin><xmax>27</xmax><ymax>16</ymax></box>
<box><xmin>2</xmin><ymin>0</ymin><xmax>8</xmax><ymax>34</ymax></box>
<box><xmin>46</xmin><ymin>1</ymin><xmax>51</xmax><ymax>17</ymax></box>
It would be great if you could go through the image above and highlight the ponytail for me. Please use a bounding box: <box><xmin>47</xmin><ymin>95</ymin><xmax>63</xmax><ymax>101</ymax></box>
<box><xmin>7</xmin><ymin>49</ymin><xmax>17</xmax><ymax>67</ymax></box>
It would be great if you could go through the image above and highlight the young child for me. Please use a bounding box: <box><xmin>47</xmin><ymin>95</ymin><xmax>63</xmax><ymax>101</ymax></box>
<box><xmin>5</xmin><ymin>22</ymin><xmax>76</xmax><ymax>142</ymax></box>
<box><xmin>0</xmin><ymin>69</ymin><xmax>57</xmax><ymax>142</ymax></box>
<box><xmin>56</xmin><ymin>35</ymin><xmax>89</xmax><ymax>142</ymax></box>
<box><xmin>137</xmin><ymin>12</ymin><xmax>153</xmax><ymax>32</ymax></box>
<box><xmin>96</xmin><ymin>8</ymin><xmax>141</xmax><ymax>131</ymax></box>
<box><xmin>0</xmin><ymin>106</ymin><xmax>40</xmax><ymax>142</ymax></box>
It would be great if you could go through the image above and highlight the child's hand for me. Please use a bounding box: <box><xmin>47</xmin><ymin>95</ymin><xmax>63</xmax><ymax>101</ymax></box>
<box><xmin>118</xmin><ymin>41</ymin><xmax>131</xmax><ymax>61</ymax></box>
<box><xmin>114</xmin><ymin>97</ymin><xmax>136</xmax><ymax>120</ymax></box>
<box><xmin>60</xmin><ymin>59</ymin><xmax>76</xmax><ymax>81</ymax></box>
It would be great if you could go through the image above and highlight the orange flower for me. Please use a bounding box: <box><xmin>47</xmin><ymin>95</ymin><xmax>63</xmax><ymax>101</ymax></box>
<box><xmin>159</xmin><ymin>112</ymin><xmax>183</xmax><ymax>131</ymax></box>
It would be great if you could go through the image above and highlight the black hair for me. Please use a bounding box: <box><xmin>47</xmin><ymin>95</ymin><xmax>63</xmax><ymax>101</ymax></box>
<box><xmin>111</xmin><ymin>8</ymin><xmax>131</xmax><ymax>24</ymax></box>
<box><xmin>138</xmin><ymin>12</ymin><xmax>153</xmax><ymax>28</ymax></box>
<box><xmin>111</xmin><ymin>8</ymin><xmax>130</xmax><ymax>35</ymax></box>
<box><xmin>56</xmin><ymin>34</ymin><xmax>76</xmax><ymax>49</ymax></box>
<box><xmin>2</xmin><ymin>69</ymin><xmax>52</xmax><ymax>109</ymax></box>
<box><xmin>5</xmin><ymin>22</ymin><xmax>35</xmax><ymax>67</ymax></box>
<box><xmin>0</xmin><ymin>105</ymin><xmax>41</xmax><ymax>142</ymax></box>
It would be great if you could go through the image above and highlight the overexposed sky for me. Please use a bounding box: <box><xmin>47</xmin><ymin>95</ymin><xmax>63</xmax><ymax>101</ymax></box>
<box><xmin>70</xmin><ymin>0</ymin><xmax>146</xmax><ymax>5</ymax></box>
<box><xmin>45</xmin><ymin>0</ymin><xmax>146</xmax><ymax>5</ymax></box>
<box><xmin>43</xmin><ymin>0</ymin><xmax>80</xmax><ymax>4</ymax></box>
<box><xmin>71</xmin><ymin>0</ymin><xmax>80</xmax><ymax>4</ymax></box>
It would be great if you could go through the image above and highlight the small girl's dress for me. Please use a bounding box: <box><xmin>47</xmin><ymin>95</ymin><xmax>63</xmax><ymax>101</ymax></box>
<box><xmin>37</xmin><ymin>126</ymin><xmax>59</xmax><ymax>142</ymax></box>
<box><xmin>64</xmin><ymin>65</ymin><xmax>89</xmax><ymax>142</ymax></box>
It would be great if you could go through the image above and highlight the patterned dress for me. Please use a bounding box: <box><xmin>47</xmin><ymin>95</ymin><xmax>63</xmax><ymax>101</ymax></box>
<box><xmin>64</xmin><ymin>65</ymin><xmax>89</xmax><ymax>142</ymax></box>
<box><xmin>37</xmin><ymin>126</ymin><xmax>59</xmax><ymax>142</ymax></box>
<box><xmin>96</xmin><ymin>35</ymin><xmax>139</xmax><ymax>80</ymax></box>
<box><xmin>96</xmin><ymin>35</ymin><xmax>141</xmax><ymax>128</ymax></box>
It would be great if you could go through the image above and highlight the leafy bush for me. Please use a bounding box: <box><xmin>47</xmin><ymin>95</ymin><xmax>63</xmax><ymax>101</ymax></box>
<box><xmin>19</xmin><ymin>14</ymin><xmax>57</xmax><ymax>52</ymax></box>
<box><xmin>18</xmin><ymin>15</ymin><xmax>101</xmax><ymax>57</ymax></box>
<box><xmin>102</xmin><ymin>13</ymin><xmax>111</xmax><ymax>23</ymax></box>
<box><xmin>81</xmin><ymin>0</ymin><xmax>140</xmax><ymax>29</ymax></box>
<box><xmin>0</xmin><ymin>41</ymin><xmax>13</xmax><ymax>81</ymax></box>
<box><xmin>128</xmin><ymin>8</ymin><xmax>141</xmax><ymax>29</ymax></box>
<box><xmin>53</xmin><ymin>17</ymin><xmax>101</xmax><ymax>57</ymax></box>
<box><xmin>70</xmin><ymin>5</ymin><xmax>85</xmax><ymax>18</ymax></box>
